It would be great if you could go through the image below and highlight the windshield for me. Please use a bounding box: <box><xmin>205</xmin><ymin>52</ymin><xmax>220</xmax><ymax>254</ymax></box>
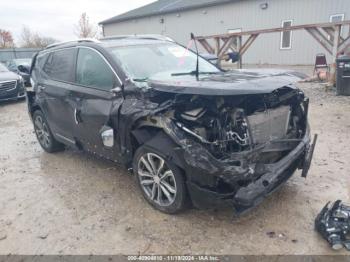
<box><xmin>0</xmin><ymin>63</ymin><xmax>9</xmax><ymax>72</ymax></box>
<box><xmin>109</xmin><ymin>43</ymin><xmax>220</xmax><ymax>80</ymax></box>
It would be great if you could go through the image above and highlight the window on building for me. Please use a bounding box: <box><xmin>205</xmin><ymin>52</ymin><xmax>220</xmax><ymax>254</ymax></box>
<box><xmin>330</xmin><ymin>14</ymin><xmax>345</xmax><ymax>36</ymax></box>
<box><xmin>76</xmin><ymin>48</ymin><xmax>114</xmax><ymax>91</ymax></box>
<box><xmin>280</xmin><ymin>20</ymin><xmax>293</xmax><ymax>49</ymax></box>
<box><xmin>330</xmin><ymin>14</ymin><xmax>345</xmax><ymax>23</ymax></box>
<box><xmin>228</xmin><ymin>28</ymin><xmax>242</xmax><ymax>34</ymax></box>
<box><xmin>280</xmin><ymin>20</ymin><xmax>293</xmax><ymax>50</ymax></box>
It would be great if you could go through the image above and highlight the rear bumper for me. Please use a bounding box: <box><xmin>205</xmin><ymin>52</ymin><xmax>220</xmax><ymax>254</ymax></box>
<box><xmin>184</xmin><ymin>127</ymin><xmax>315</xmax><ymax>214</ymax></box>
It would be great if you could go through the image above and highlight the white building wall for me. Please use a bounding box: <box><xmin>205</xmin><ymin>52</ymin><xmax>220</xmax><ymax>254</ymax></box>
<box><xmin>102</xmin><ymin>0</ymin><xmax>350</xmax><ymax>65</ymax></box>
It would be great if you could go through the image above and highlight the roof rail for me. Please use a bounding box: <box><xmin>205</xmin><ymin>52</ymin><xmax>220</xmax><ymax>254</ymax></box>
<box><xmin>46</xmin><ymin>38</ymin><xmax>101</xmax><ymax>49</ymax></box>
<box><xmin>99</xmin><ymin>34</ymin><xmax>174</xmax><ymax>42</ymax></box>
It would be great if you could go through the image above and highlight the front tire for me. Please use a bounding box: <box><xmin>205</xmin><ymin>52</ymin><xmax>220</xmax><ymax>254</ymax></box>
<box><xmin>33</xmin><ymin>110</ymin><xmax>64</xmax><ymax>153</ymax></box>
<box><xmin>133</xmin><ymin>146</ymin><xmax>187</xmax><ymax>214</ymax></box>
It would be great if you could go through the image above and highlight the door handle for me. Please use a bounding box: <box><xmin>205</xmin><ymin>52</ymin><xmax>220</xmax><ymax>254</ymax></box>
<box><xmin>74</xmin><ymin>108</ymin><xmax>82</xmax><ymax>125</ymax></box>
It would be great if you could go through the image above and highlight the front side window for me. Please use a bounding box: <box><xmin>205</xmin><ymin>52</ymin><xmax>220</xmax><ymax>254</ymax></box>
<box><xmin>43</xmin><ymin>48</ymin><xmax>75</xmax><ymax>82</ymax></box>
<box><xmin>76</xmin><ymin>48</ymin><xmax>114</xmax><ymax>91</ymax></box>
<box><xmin>280</xmin><ymin>20</ymin><xmax>293</xmax><ymax>49</ymax></box>
<box><xmin>108</xmin><ymin>43</ymin><xmax>220</xmax><ymax>81</ymax></box>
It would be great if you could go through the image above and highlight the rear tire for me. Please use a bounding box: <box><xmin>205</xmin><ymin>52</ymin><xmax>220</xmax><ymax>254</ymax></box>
<box><xmin>33</xmin><ymin>110</ymin><xmax>65</xmax><ymax>153</ymax></box>
<box><xmin>133</xmin><ymin>145</ymin><xmax>188</xmax><ymax>214</ymax></box>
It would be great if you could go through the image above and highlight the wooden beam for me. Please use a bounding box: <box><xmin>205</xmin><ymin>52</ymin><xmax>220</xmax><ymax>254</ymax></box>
<box><xmin>239</xmin><ymin>34</ymin><xmax>259</xmax><ymax>56</ymax></box>
<box><xmin>323</xmin><ymin>27</ymin><xmax>345</xmax><ymax>43</ymax></box>
<box><xmin>218</xmin><ymin>37</ymin><xmax>235</xmax><ymax>57</ymax></box>
<box><xmin>193</xmin><ymin>20</ymin><xmax>350</xmax><ymax>71</ymax></box>
<box><xmin>322</xmin><ymin>27</ymin><xmax>335</xmax><ymax>42</ymax></box>
<box><xmin>195</xmin><ymin>20</ymin><xmax>350</xmax><ymax>40</ymax></box>
<box><xmin>330</xmin><ymin>25</ymin><xmax>341</xmax><ymax>85</ymax></box>
<box><xmin>332</xmin><ymin>25</ymin><xmax>341</xmax><ymax>62</ymax></box>
<box><xmin>230</xmin><ymin>42</ymin><xmax>238</xmax><ymax>52</ymax></box>
<box><xmin>215</xmin><ymin>37</ymin><xmax>221</xmax><ymax>66</ymax></box>
<box><xmin>197</xmin><ymin>39</ymin><xmax>215</xmax><ymax>54</ymax></box>
<box><xmin>305</xmin><ymin>28</ymin><xmax>332</xmax><ymax>55</ymax></box>
<box><xmin>218</xmin><ymin>37</ymin><xmax>229</xmax><ymax>55</ymax></box>
<box><xmin>338</xmin><ymin>35</ymin><xmax>350</xmax><ymax>54</ymax></box>
<box><xmin>311</xmin><ymin>27</ymin><xmax>333</xmax><ymax>48</ymax></box>
<box><xmin>215</xmin><ymin>37</ymin><xmax>220</xmax><ymax>56</ymax></box>
<box><xmin>237</xmin><ymin>36</ymin><xmax>242</xmax><ymax>69</ymax></box>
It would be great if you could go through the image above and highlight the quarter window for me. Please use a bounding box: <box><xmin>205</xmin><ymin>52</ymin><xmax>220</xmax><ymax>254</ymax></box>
<box><xmin>76</xmin><ymin>48</ymin><xmax>114</xmax><ymax>91</ymax></box>
<box><xmin>42</xmin><ymin>48</ymin><xmax>76</xmax><ymax>82</ymax></box>
<box><xmin>280</xmin><ymin>20</ymin><xmax>293</xmax><ymax>49</ymax></box>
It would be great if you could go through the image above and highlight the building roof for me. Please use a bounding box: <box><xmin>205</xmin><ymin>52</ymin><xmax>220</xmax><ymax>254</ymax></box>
<box><xmin>99</xmin><ymin>0</ymin><xmax>239</xmax><ymax>25</ymax></box>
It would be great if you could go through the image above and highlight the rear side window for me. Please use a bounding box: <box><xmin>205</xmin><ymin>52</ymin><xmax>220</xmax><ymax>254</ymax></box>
<box><xmin>76</xmin><ymin>48</ymin><xmax>114</xmax><ymax>91</ymax></box>
<box><xmin>43</xmin><ymin>48</ymin><xmax>76</xmax><ymax>82</ymax></box>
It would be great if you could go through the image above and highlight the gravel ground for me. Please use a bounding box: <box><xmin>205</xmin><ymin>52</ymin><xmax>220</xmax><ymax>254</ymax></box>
<box><xmin>0</xmin><ymin>81</ymin><xmax>349</xmax><ymax>255</ymax></box>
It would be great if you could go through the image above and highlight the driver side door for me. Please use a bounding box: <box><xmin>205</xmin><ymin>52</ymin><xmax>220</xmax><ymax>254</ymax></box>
<box><xmin>69</xmin><ymin>47</ymin><xmax>124</xmax><ymax>161</ymax></box>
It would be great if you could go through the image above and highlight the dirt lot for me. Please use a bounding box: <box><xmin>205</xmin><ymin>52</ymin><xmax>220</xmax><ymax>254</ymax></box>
<box><xmin>0</xmin><ymin>81</ymin><xmax>349</xmax><ymax>255</ymax></box>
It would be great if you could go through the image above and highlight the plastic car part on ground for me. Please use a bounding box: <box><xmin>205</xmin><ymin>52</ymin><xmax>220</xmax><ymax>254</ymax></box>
<box><xmin>315</xmin><ymin>200</ymin><xmax>350</xmax><ymax>251</ymax></box>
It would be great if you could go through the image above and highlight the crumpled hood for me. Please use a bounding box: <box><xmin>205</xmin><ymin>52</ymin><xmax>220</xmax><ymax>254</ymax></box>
<box><xmin>0</xmin><ymin>71</ymin><xmax>20</xmax><ymax>82</ymax></box>
<box><xmin>148</xmin><ymin>69</ymin><xmax>307</xmax><ymax>96</ymax></box>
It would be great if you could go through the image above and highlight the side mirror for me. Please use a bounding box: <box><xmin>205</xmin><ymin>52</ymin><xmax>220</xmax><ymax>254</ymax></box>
<box><xmin>111</xmin><ymin>77</ymin><xmax>124</xmax><ymax>95</ymax></box>
<box><xmin>18</xmin><ymin>65</ymin><xmax>30</xmax><ymax>74</ymax></box>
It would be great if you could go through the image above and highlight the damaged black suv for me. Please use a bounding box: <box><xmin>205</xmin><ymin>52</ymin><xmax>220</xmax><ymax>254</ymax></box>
<box><xmin>27</xmin><ymin>35</ymin><xmax>316</xmax><ymax>214</ymax></box>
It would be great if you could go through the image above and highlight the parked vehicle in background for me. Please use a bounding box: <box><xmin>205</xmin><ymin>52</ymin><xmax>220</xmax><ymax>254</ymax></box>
<box><xmin>6</xmin><ymin>58</ymin><xmax>32</xmax><ymax>87</ymax></box>
<box><xmin>0</xmin><ymin>63</ymin><xmax>25</xmax><ymax>102</ymax></box>
<box><xmin>27</xmin><ymin>36</ymin><xmax>316</xmax><ymax>214</ymax></box>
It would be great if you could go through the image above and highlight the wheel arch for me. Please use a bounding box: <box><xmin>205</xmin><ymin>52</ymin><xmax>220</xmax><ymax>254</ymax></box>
<box><xmin>30</xmin><ymin>104</ymin><xmax>42</xmax><ymax>116</ymax></box>
<box><xmin>131</xmin><ymin>126</ymin><xmax>187</xmax><ymax>172</ymax></box>
<box><xmin>26</xmin><ymin>90</ymin><xmax>42</xmax><ymax>117</ymax></box>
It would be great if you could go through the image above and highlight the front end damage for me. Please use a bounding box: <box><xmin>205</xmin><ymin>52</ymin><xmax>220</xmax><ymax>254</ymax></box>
<box><xmin>130</xmin><ymin>82</ymin><xmax>317</xmax><ymax>214</ymax></box>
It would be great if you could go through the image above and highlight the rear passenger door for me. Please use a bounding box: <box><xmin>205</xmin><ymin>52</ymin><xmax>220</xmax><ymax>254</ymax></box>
<box><xmin>39</xmin><ymin>48</ymin><xmax>78</xmax><ymax>144</ymax></box>
<box><xmin>70</xmin><ymin>47</ymin><xmax>124</xmax><ymax>160</ymax></box>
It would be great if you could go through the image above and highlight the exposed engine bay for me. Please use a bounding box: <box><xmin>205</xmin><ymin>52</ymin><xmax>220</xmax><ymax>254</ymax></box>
<box><xmin>153</xmin><ymin>86</ymin><xmax>308</xmax><ymax>161</ymax></box>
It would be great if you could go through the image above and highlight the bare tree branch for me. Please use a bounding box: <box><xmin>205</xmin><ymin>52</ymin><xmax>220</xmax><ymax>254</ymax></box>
<box><xmin>20</xmin><ymin>26</ymin><xmax>58</xmax><ymax>48</ymax></box>
<box><xmin>74</xmin><ymin>12</ymin><xmax>97</xmax><ymax>38</ymax></box>
<box><xmin>0</xmin><ymin>29</ymin><xmax>15</xmax><ymax>48</ymax></box>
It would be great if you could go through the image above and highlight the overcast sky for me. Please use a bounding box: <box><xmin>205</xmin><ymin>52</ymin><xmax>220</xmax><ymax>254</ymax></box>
<box><xmin>0</xmin><ymin>0</ymin><xmax>154</xmax><ymax>45</ymax></box>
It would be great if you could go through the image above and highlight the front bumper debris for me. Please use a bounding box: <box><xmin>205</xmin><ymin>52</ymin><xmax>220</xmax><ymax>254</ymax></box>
<box><xmin>302</xmin><ymin>134</ymin><xmax>318</xmax><ymax>178</ymax></box>
<box><xmin>182</xmin><ymin>126</ymin><xmax>316</xmax><ymax>214</ymax></box>
<box><xmin>315</xmin><ymin>200</ymin><xmax>350</xmax><ymax>251</ymax></box>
